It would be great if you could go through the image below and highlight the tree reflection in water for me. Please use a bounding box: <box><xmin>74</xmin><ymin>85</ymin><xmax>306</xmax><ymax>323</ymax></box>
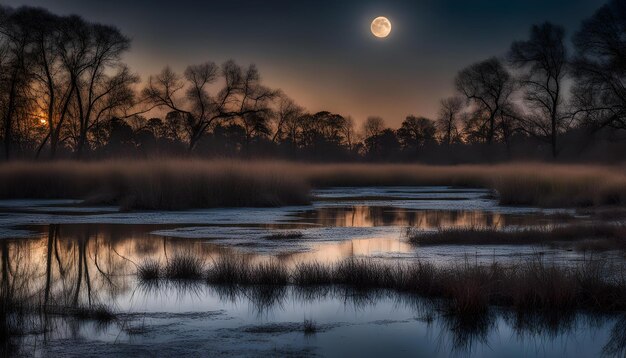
<box><xmin>0</xmin><ymin>223</ymin><xmax>625</xmax><ymax>356</ymax></box>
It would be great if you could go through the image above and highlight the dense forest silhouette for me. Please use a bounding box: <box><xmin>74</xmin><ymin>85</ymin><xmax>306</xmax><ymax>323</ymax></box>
<box><xmin>0</xmin><ymin>0</ymin><xmax>625</xmax><ymax>163</ymax></box>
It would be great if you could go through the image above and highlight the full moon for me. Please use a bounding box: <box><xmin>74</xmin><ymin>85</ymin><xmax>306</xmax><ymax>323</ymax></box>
<box><xmin>371</xmin><ymin>16</ymin><xmax>392</xmax><ymax>38</ymax></box>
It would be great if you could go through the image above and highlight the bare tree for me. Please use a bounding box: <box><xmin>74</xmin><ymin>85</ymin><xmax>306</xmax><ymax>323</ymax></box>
<box><xmin>456</xmin><ymin>57</ymin><xmax>515</xmax><ymax>145</ymax></box>
<box><xmin>237</xmin><ymin>65</ymin><xmax>278</xmax><ymax>146</ymax></box>
<box><xmin>363</xmin><ymin>116</ymin><xmax>385</xmax><ymax>138</ymax></box>
<box><xmin>509</xmin><ymin>22</ymin><xmax>568</xmax><ymax>157</ymax></box>
<box><xmin>361</xmin><ymin>116</ymin><xmax>388</xmax><ymax>157</ymax></box>
<box><xmin>143</xmin><ymin>60</ymin><xmax>276</xmax><ymax>152</ymax></box>
<box><xmin>397</xmin><ymin>115</ymin><xmax>436</xmax><ymax>152</ymax></box>
<box><xmin>271</xmin><ymin>92</ymin><xmax>303</xmax><ymax>143</ymax></box>
<box><xmin>0</xmin><ymin>20</ymin><xmax>10</xmax><ymax>158</ymax></box>
<box><xmin>0</xmin><ymin>6</ymin><xmax>32</xmax><ymax>160</ymax></box>
<box><xmin>296</xmin><ymin>111</ymin><xmax>350</xmax><ymax>152</ymax></box>
<box><xmin>71</xmin><ymin>23</ymin><xmax>136</xmax><ymax>157</ymax></box>
<box><xmin>15</xmin><ymin>8</ymin><xmax>65</xmax><ymax>159</ymax></box>
<box><xmin>340</xmin><ymin>115</ymin><xmax>356</xmax><ymax>150</ymax></box>
<box><xmin>437</xmin><ymin>96</ymin><xmax>464</xmax><ymax>145</ymax></box>
<box><xmin>40</xmin><ymin>15</ymin><xmax>91</xmax><ymax>158</ymax></box>
<box><xmin>282</xmin><ymin>111</ymin><xmax>305</xmax><ymax>148</ymax></box>
<box><xmin>571</xmin><ymin>0</ymin><xmax>626</xmax><ymax>132</ymax></box>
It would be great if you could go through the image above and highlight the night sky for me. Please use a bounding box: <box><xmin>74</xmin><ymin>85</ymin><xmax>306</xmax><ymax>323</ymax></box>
<box><xmin>5</xmin><ymin>0</ymin><xmax>607</xmax><ymax>126</ymax></box>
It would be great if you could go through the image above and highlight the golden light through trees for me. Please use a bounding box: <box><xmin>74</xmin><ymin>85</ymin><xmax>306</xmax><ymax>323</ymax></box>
<box><xmin>371</xmin><ymin>16</ymin><xmax>392</xmax><ymax>38</ymax></box>
<box><xmin>34</xmin><ymin>110</ymin><xmax>47</xmax><ymax>125</ymax></box>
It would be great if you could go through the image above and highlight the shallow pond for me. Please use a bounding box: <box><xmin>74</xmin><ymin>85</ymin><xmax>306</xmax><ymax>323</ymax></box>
<box><xmin>1</xmin><ymin>187</ymin><xmax>625</xmax><ymax>356</ymax></box>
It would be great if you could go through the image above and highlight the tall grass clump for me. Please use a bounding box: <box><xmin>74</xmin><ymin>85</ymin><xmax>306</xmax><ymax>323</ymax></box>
<box><xmin>292</xmin><ymin>262</ymin><xmax>334</xmax><ymax>286</ymax></box>
<box><xmin>206</xmin><ymin>256</ymin><xmax>289</xmax><ymax>285</ymax></box>
<box><xmin>137</xmin><ymin>259</ymin><xmax>162</xmax><ymax>281</ymax></box>
<box><xmin>506</xmin><ymin>260</ymin><xmax>579</xmax><ymax>311</ymax></box>
<box><xmin>250</xmin><ymin>261</ymin><xmax>290</xmax><ymax>285</ymax></box>
<box><xmin>206</xmin><ymin>255</ymin><xmax>252</xmax><ymax>284</ymax></box>
<box><xmin>391</xmin><ymin>261</ymin><xmax>443</xmax><ymax>296</ymax></box>
<box><xmin>443</xmin><ymin>263</ymin><xmax>499</xmax><ymax>317</ymax></box>
<box><xmin>146</xmin><ymin>256</ymin><xmax>626</xmax><ymax>313</ymax></box>
<box><xmin>164</xmin><ymin>254</ymin><xmax>205</xmax><ymax>280</ymax></box>
<box><xmin>333</xmin><ymin>258</ymin><xmax>393</xmax><ymax>289</ymax></box>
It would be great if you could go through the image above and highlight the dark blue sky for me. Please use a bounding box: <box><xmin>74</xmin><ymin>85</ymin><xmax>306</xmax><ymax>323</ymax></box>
<box><xmin>6</xmin><ymin>0</ymin><xmax>606</xmax><ymax>126</ymax></box>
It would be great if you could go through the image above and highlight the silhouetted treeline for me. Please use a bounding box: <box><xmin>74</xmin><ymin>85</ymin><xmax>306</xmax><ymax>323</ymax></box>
<box><xmin>0</xmin><ymin>1</ymin><xmax>625</xmax><ymax>163</ymax></box>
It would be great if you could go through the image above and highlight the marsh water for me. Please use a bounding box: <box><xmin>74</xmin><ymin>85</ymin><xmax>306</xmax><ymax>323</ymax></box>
<box><xmin>2</xmin><ymin>187</ymin><xmax>626</xmax><ymax>357</ymax></box>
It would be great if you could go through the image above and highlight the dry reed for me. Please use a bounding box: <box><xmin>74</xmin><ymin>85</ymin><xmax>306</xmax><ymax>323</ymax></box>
<box><xmin>1</xmin><ymin>160</ymin><xmax>626</xmax><ymax>208</ymax></box>
<box><xmin>137</xmin><ymin>255</ymin><xmax>626</xmax><ymax>314</ymax></box>
<box><xmin>406</xmin><ymin>224</ymin><xmax>626</xmax><ymax>249</ymax></box>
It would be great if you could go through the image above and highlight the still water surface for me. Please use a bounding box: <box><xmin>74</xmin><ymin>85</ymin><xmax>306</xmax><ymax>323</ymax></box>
<box><xmin>1</xmin><ymin>187</ymin><xmax>623</xmax><ymax>356</ymax></box>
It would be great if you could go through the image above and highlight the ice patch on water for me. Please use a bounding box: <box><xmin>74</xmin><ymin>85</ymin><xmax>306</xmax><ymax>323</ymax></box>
<box><xmin>151</xmin><ymin>226</ymin><xmax>404</xmax><ymax>253</ymax></box>
<box><xmin>312</xmin><ymin>187</ymin><xmax>571</xmax><ymax>215</ymax></box>
<box><xmin>23</xmin><ymin>206</ymin><xmax>119</xmax><ymax>213</ymax></box>
<box><xmin>313</xmin><ymin>186</ymin><xmax>490</xmax><ymax>200</ymax></box>
<box><xmin>153</xmin><ymin>225</ymin><xmax>401</xmax><ymax>240</ymax></box>
<box><xmin>152</xmin><ymin>226</ymin><xmax>269</xmax><ymax>240</ymax></box>
<box><xmin>312</xmin><ymin>198</ymin><xmax>570</xmax><ymax>215</ymax></box>
<box><xmin>0</xmin><ymin>187</ymin><xmax>572</xmax><ymax>241</ymax></box>
<box><xmin>0</xmin><ymin>206</ymin><xmax>309</xmax><ymax>228</ymax></box>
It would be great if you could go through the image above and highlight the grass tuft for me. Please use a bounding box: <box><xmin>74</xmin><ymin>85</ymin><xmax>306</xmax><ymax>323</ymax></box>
<box><xmin>292</xmin><ymin>262</ymin><xmax>334</xmax><ymax>286</ymax></box>
<box><xmin>206</xmin><ymin>256</ymin><xmax>289</xmax><ymax>285</ymax></box>
<box><xmin>206</xmin><ymin>255</ymin><xmax>251</xmax><ymax>284</ymax></box>
<box><xmin>333</xmin><ymin>258</ymin><xmax>392</xmax><ymax>289</ymax></box>
<box><xmin>250</xmin><ymin>261</ymin><xmax>290</xmax><ymax>285</ymax></box>
<box><xmin>164</xmin><ymin>254</ymin><xmax>205</xmax><ymax>280</ymax></box>
<box><xmin>303</xmin><ymin>318</ymin><xmax>317</xmax><ymax>335</ymax></box>
<box><xmin>137</xmin><ymin>259</ymin><xmax>161</xmax><ymax>280</ymax></box>
<box><xmin>151</xmin><ymin>256</ymin><xmax>626</xmax><ymax>313</ymax></box>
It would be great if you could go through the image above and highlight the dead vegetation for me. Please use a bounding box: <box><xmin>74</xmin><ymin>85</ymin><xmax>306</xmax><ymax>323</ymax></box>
<box><xmin>137</xmin><ymin>255</ymin><xmax>626</xmax><ymax>315</ymax></box>
<box><xmin>406</xmin><ymin>224</ymin><xmax>626</xmax><ymax>250</ymax></box>
<box><xmin>1</xmin><ymin>161</ymin><xmax>626</xmax><ymax>209</ymax></box>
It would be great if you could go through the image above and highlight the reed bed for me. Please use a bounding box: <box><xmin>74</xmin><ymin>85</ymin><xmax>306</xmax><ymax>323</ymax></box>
<box><xmin>163</xmin><ymin>254</ymin><xmax>206</xmax><ymax>280</ymax></box>
<box><xmin>205</xmin><ymin>256</ymin><xmax>252</xmax><ymax>284</ymax></box>
<box><xmin>136</xmin><ymin>255</ymin><xmax>626</xmax><ymax>314</ymax></box>
<box><xmin>137</xmin><ymin>259</ymin><xmax>161</xmax><ymax>280</ymax></box>
<box><xmin>1</xmin><ymin>160</ymin><xmax>626</xmax><ymax>209</ymax></box>
<box><xmin>291</xmin><ymin>262</ymin><xmax>334</xmax><ymax>285</ymax></box>
<box><xmin>301</xmin><ymin>162</ymin><xmax>626</xmax><ymax>207</ymax></box>
<box><xmin>0</xmin><ymin>160</ymin><xmax>310</xmax><ymax>210</ymax></box>
<box><xmin>204</xmin><ymin>257</ymin><xmax>289</xmax><ymax>285</ymax></box>
<box><xmin>406</xmin><ymin>224</ymin><xmax>626</xmax><ymax>249</ymax></box>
